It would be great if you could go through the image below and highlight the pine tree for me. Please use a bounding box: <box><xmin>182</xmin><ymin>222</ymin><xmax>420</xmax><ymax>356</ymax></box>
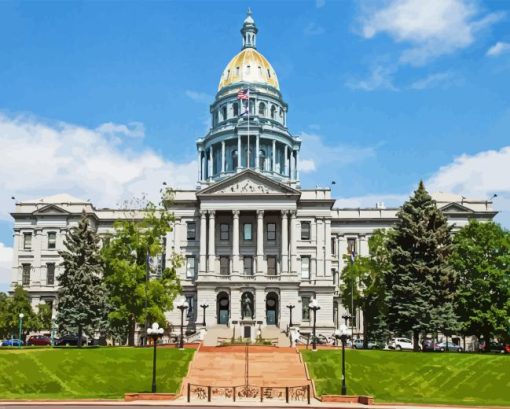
<box><xmin>57</xmin><ymin>212</ymin><xmax>107</xmax><ymax>347</ymax></box>
<box><xmin>386</xmin><ymin>181</ymin><xmax>457</xmax><ymax>350</ymax></box>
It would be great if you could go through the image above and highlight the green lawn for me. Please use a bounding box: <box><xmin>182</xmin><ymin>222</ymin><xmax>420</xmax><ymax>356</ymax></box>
<box><xmin>302</xmin><ymin>349</ymin><xmax>510</xmax><ymax>406</ymax></box>
<box><xmin>0</xmin><ymin>347</ymin><xmax>194</xmax><ymax>399</ymax></box>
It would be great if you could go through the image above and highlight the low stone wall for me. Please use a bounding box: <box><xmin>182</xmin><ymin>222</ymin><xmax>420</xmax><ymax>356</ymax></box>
<box><xmin>321</xmin><ymin>395</ymin><xmax>374</xmax><ymax>405</ymax></box>
<box><xmin>125</xmin><ymin>393</ymin><xmax>178</xmax><ymax>401</ymax></box>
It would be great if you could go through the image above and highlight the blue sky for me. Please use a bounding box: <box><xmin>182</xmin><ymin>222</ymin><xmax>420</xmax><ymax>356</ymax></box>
<box><xmin>1</xmin><ymin>0</ymin><xmax>510</xmax><ymax>290</ymax></box>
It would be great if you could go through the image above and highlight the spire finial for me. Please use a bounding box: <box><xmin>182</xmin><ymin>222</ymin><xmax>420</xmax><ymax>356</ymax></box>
<box><xmin>241</xmin><ymin>8</ymin><xmax>257</xmax><ymax>49</ymax></box>
<box><xmin>247</xmin><ymin>7</ymin><xmax>252</xmax><ymax>17</ymax></box>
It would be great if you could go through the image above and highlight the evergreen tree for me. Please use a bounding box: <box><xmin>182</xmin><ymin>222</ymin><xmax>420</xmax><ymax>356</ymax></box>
<box><xmin>102</xmin><ymin>194</ymin><xmax>181</xmax><ymax>346</ymax></box>
<box><xmin>0</xmin><ymin>286</ymin><xmax>38</xmax><ymax>340</ymax></box>
<box><xmin>386</xmin><ymin>181</ymin><xmax>457</xmax><ymax>350</ymax></box>
<box><xmin>57</xmin><ymin>213</ymin><xmax>107</xmax><ymax>347</ymax></box>
<box><xmin>450</xmin><ymin>220</ymin><xmax>510</xmax><ymax>349</ymax></box>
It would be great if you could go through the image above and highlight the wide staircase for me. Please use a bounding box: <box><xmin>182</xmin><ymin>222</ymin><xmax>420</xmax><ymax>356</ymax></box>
<box><xmin>203</xmin><ymin>325</ymin><xmax>290</xmax><ymax>347</ymax></box>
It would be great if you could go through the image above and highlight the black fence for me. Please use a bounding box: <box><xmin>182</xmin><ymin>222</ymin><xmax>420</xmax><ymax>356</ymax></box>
<box><xmin>187</xmin><ymin>383</ymin><xmax>311</xmax><ymax>404</ymax></box>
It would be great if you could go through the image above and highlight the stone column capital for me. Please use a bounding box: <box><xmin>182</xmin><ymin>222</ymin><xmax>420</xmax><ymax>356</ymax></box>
<box><xmin>208</xmin><ymin>210</ymin><xmax>216</xmax><ymax>217</ymax></box>
<box><xmin>257</xmin><ymin>210</ymin><xmax>264</xmax><ymax>217</ymax></box>
<box><xmin>289</xmin><ymin>210</ymin><xmax>296</xmax><ymax>218</ymax></box>
<box><xmin>232</xmin><ymin>210</ymin><xmax>240</xmax><ymax>217</ymax></box>
<box><xmin>200</xmin><ymin>210</ymin><xmax>207</xmax><ymax>216</ymax></box>
<box><xmin>281</xmin><ymin>210</ymin><xmax>289</xmax><ymax>216</ymax></box>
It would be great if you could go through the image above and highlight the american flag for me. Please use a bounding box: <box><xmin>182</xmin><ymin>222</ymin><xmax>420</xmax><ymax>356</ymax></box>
<box><xmin>237</xmin><ymin>88</ymin><xmax>250</xmax><ymax>100</ymax></box>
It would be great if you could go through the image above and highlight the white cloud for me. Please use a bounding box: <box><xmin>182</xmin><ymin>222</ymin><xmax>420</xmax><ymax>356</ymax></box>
<box><xmin>95</xmin><ymin>122</ymin><xmax>145</xmax><ymax>139</ymax></box>
<box><xmin>299</xmin><ymin>132</ymin><xmax>376</xmax><ymax>171</ymax></box>
<box><xmin>304</xmin><ymin>22</ymin><xmax>325</xmax><ymax>36</ymax></box>
<box><xmin>359</xmin><ymin>0</ymin><xmax>504</xmax><ymax>65</ymax></box>
<box><xmin>486</xmin><ymin>41</ymin><xmax>510</xmax><ymax>57</ymax></box>
<box><xmin>409</xmin><ymin>71</ymin><xmax>457</xmax><ymax>90</ymax></box>
<box><xmin>0</xmin><ymin>243</ymin><xmax>13</xmax><ymax>292</ymax></box>
<box><xmin>185</xmin><ymin>90</ymin><xmax>212</xmax><ymax>104</ymax></box>
<box><xmin>0</xmin><ymin>112</ymin><xmax>197</xmax><ymax>221</ymax></box>
<box><xmin>346</xmin><ymin>65</ymin><xmax>398</xmax><ymax>91</ymax></box>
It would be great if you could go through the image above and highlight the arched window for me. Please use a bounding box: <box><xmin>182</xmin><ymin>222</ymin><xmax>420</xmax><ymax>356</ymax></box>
<box><xmin>259</xmin><ymin>149</ymin><xmax>266</xmax><ymax>170</ymax></box>
<box><xmin>233</xmin><ymin>102</ymin><xmax>239</xmax><ymax>117</ymax></box>
<box><xmin>270</xmin><ymin>105</ymin><xmax>276</xmax><ymax>119</ymax></box>
<box><xmin>232</xmin><ymin>150</ymin><xmax>238</xmax><ymax>170</ymax></box>
<box><xmin>279</xmin><ymin>108</ymin><xmax>283</xmax><ymax>118</ymax></box>
<box><xmin>222</xmin><ymin>106</ymin><xmax>227</xmax><ymax>121</ymax></box>
<box><xmin>258</xmin><ymin>102</ymin><xmax>266</xmax><ymax>116</ymax></box>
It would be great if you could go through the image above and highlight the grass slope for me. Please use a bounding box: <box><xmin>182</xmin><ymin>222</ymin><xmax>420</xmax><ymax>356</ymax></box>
<box><xmin>302</xmin><ymin>349</ymin><xmax>510</xmax><ymax>406</ymax></box>
<box><xmin>0</xmin><ymin>347</ymin><xmax>194</xmax><ymax>399</ymax></box>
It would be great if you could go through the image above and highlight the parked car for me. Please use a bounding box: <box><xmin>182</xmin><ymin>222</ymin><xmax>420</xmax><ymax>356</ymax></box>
<box><xmin>55</xmin><ymin>335</ymin><xmax>87</xmax><ymax>346</ymax></box>
<box><xmin>1</xmin><ymin>339</ymin><xmax>23</xmax><ymax>347</ymax></box>
<box><xmin>435</xmin><ymin>342</ymin><xmax>463</xmax><ymax>352</ymax></box>
<box><xmin>26</xmin><ymin>335</ymin><xmax>51</xmax><ymax>346</ymax></box>
<box><xmin>479</xmin><ymin>342</ymin><xmax>510</xmax><ymax>354</ymax></box>
<box><xmin>352</xmin><ymin>339</ymin><xmax>380</xmax><ymax>349</ymax></box>
<box><xmin>388</xmin><ymin>337</ymin><xmax>414</xmax><ymax>351</ymax></box>
<box><xmin>421</xmin><ymin>338</ymin><xmax>435</xmax><ymax>352</ymax></box>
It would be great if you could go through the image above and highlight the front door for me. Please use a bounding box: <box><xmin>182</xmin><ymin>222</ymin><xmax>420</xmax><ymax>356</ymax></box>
<box><xmin>265</xmin><ymin>293</ymin><xmax>278</xmax><ymax>325</ymax></box>
<box><xmin>266</xmin><ymin>310</ymin><xmax>276</xmax><ymax>325</ymax></box>
<box><xmin>219</xmin><ymin>309</ymin><xmax>229</xmax><ymax>325</ymax></box>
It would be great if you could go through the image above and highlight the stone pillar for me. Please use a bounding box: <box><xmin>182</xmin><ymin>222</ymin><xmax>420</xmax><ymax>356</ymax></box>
<box><xmin>208</xmin><ymin>210</ymin><xmax>215</xmax><ymax>273</ymax></box>
<box><xmin>199</xmin><ymin>211</ymin><xmax>207</xmax><ymax>274</ymax></box>
<box><xmin>295</xmin><ymin>150</ymin><xmax>299</xmax><ymax>180</ymax></box>
<box><xmin>198</xmin><ymin>150</ymin><xmax>202</xmax><ymax>181</ymax></box>
<box><xmin>232</xmin><ymin>210</ymin><xmax>240</xmax><ymax>274</ymax></box>
<box><xmin>221</xmin><ymin>141</ymin><xmax>225</xmax><ymax>173</ymax></box>
<box><xmin>209</xmin><ymin>146</ymin><xmax>213</xmax><ymax>179</ymax></box>
<box><xmin>289</xmin><ymin>211</ymin><xmax>297</xmax><ymax>274</ymax></box>
<box><xmin>272</xmin><ymin>140</ymin><xmax>276</xmax><ymax>173</ymax></box>
<box><xmin>281</xmin><ymin>210</ymin><xmax>288</xmax><ymax>274</ymax></box>
<box><xmin>256</xmin><ymin>134</ymin><xmax>260</xmax><ymax>171</ymax></box>
<box><xmin>257</xmin><ymin>210</ymin><xmax>264</xmax><ymax>274</ymax></box>
<box><xmin>324</xmin><ymin>218</ymin><xmax>332</xmax><ymax>277</ymax></box>
<box><xmin>284</xmin><ymin>145</ymin><xmax>288</xmax><ymax>177</ymax></box>
<box><xmin>237</xmin><ymin>135</ymin><xmax>242</xmax><ymax>171</ymax></box>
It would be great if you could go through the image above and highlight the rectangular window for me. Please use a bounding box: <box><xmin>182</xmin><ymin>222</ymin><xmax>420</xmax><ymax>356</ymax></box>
<box><xmin>187</xmin><ymin>222</ymin><xmax>196</xmax><ymax>240</ymax></box>
<box><xmin>48</xmin><ymin>232</ymin><xmax>57</xmax><ymax>250</ymax></box>
<box><xmin>347</xmin><ymin>238</ymin><xmax>357</xmax><ymax>255</ymax></box>
<box><xmin>185</xmin><ymin>295</ymin><xmax>194</xmax><ymax>318</ymax></box>
<box><xmin>220</xmin><ymin>223</ymin><xmax>230</xmax><ymax>241</ymax></box>
<box><xmin>243</xmin><ymin>223</ymin><xmax>252</xmax><ymax>241</ymax></box>
<box><xmin>23</xmin><ymin>233</ymin><xmax>32</xmax><ymax>250</ymax></box>
<box><xmin>301</xmin><ymin>222</ymin><xmax>311</xmax><ymax>240</ymax></box>
<box><xmin>186</xmin><ymin>256</ymin><xmax>196</xmax><ymax>279</ymax></box>
<box><xmin>301</xmin><ymin>256</ymin><xmax>310</xmax><ymax>279</ymax></box>
<box><xmin>46</xmin><ymin>263</ymin><xmax>55</xmax><ymax>285</ymax></box>
<box><xmin>22</xmin><ymin>264</ymin><xmax>31</xmax><ymax>286</ymax></box>
<box><xmin>267</xmin><ymin>256</ymin><xmax>277</xmax><ymax>275</ymax></box>
<box><xmin>266</xmin><ymin>223</ymin><xmax>276</xmax><ymax>241</ymax></box>
<box><xmin>302</xmin><ymin>296</ymin><xmax>311</xmax><ymax>321</ymax></box>
<box><xmin>331</xmin><ymin>237</ymin><xmax>336</xmax><ymax>256</ymax></box>
<box><xmin>220</xmin><ymin>256</ymin><xmax>230</xmax><ymax>275</ymax></box>
<box><xmin>243</xmin><ymin>256</ymin><xmax>253</xmax><ymax>275</ymax></box>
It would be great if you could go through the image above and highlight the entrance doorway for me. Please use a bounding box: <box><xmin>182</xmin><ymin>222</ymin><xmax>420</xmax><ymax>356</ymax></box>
<box><xmin>266</xmin><ymin>292</ymin><xmax>278</xmax><ymax>325</ymax></box>
<box><xmin>217</xmin><ymin>292</ymin><xmax>229</xmax><ymax>325</ymax></box>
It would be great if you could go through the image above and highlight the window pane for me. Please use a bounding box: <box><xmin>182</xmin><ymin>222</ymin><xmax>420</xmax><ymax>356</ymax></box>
<box><xmin>301</xmin><ymin>256</ymin><xmax>310</xmax><ymax>279</ymax></box>
<box><xmin>22</xmin><ymin>264</ymin><xmax>31</xmax><ymax>285</ymax></box>
<box><xmin>243</xmin><ymin>256</ymin><xmax>253</xmax><ymax>275</ymax></box>
<box><xmin>267</xmin><ymin>223</ymin><xmax>276</xmax><ymax>241</ymax></box>
<box><xmin>220</xmin><ymin>223</ymin><xmax>229</xmax><ymax>241</ymax></box>
<box><xmin>331</xmin><ymin>237</ymin><xmax>336</xmax><ymax>255</ymax></box>
<box><xmin>347</xmin><ymin>238</ymin><xmax>357</xmax><ymax>255</ymax></box>
<box><xmin>186</xmin><ymin>295</ymin><xmax>194</xmax><ymax>318</ymax></box>
<box><xmin>48</xmin><ymin>232</ymin><xmax>56</xmax><ymax>249</ymax></box>
<box><xmin>302</xmin><ymin>296</ymin><xmax>310</xmax><ymax>321</ymax></box>
<box><xmin>47</xmin><ymin>263</ymin><xmax>55</xmax><ymax>285</ymax></box>
<box><xmin>23</xmin><ymin>233</ymin><xmax>32</xmax><ymax>250</ymax></box>
<box><xmin>243</xmin><ymin>224</ymin><xmax>252</xmax><ymax>241</ymax></box>
<box><xmin>187</xmin><ymin>222</ymin><xmax>196</xmax><ymax>240</ymax></box>
<box><xmin>267</xmin><ymin>256</ymin><xmax>277</xmax><ymax>275</ymax></box>
<box><xmin>301</xmin><ymin>222</ymin><xmax>310</xmax><ymax>240</ymax></box>
<box><xmin>186</xmin><ymin>257</ymin><xmax>195</xmax><ymax>278</ymax></box>
<box><xmin>220</xmin><ymin>256</ymin><xmax>230</xmax><ymax>275</ymax></box>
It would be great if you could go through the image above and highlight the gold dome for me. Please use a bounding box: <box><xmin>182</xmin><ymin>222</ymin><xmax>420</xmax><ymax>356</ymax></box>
<box><xmin>218</xmin><ymin>48</ymin><xmax>279</xmax><ymax>91</ymax></box>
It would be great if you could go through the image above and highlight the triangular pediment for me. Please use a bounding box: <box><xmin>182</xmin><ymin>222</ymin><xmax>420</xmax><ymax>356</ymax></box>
<box><xmin>32</xmin><ymin>204</ymin><xmax>70</xmax><ymax>216</ymax></box>
<box><xmin>198</xmin><ymin>169</ymin><xmax>300</xmax><ymax>197</ymax></box>
<box><xmin>439</xmin><ymin>203</ymin><xmax>474</xmax><ymax>214</ymax></box>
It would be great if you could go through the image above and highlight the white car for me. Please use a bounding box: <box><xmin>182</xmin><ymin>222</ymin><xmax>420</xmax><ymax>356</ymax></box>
<box><xmin>389</xmin><ymin>337</ymin><xmax>414</xmax><ymax>351</ymax></box>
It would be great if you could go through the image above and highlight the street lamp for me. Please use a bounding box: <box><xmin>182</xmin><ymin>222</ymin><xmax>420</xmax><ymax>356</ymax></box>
<box><xmin>287</xmin><ymin>304</ymin><xmax>295</xmax><ymax>327</ymax></box>
<box><xmin>176</xmin><ymin>300</ymin><xmax>189</xmax><ymax>350</ymax></box>
<box><xmin>334</xmin><ymin>315</ymin><xmax>352</xmax><ymax>396</ymax></box>
<box><xmin>147</xmin><ymin>322</ymin><xmax>164</xmax><ymax>393</ymax></box>
<box><xmin>200</xmin><ymin>304</ymin><xmax>209</xmax><ymax>327</ymax></box>
<box><xmin>308</xmin><ymin>299</ymin><xmax>321</xmax><ymax>351</ymax></box>
<box><xmin>18</xmin><ymin>313</ymin><xmax>24</xmax><ymax>348</ymax></box>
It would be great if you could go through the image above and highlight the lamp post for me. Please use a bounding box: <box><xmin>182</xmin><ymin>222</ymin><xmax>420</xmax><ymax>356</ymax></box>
<box><xmin>335</xmin><ymin>314</ymin><xmax>352</xmax><ymax>396</ymax></box>
<box><xmin>287</xmin><ymin>304</ymin><xmax>295</xmax><ymax>327</ymax></box>
<box><xmin>147</xmin><ymin>322</ymin><xmax>164</xmax><ymax>393</ymax></box>
<box><xmin>176</xmin><ymin>300</ymin><xmax>189</xmax><ymax>350</ymax></box>
<box><xmin>308</xmin><ymin>299</ymin><xmax>320</xmax><ymax>351</ymax></box>
<box><xmin>200</xmin><ymin>304</ymin><xmax>209</xmax><ymax>327</ymax></box>
<box><xmin>18</xmin><ymin>313</ymin><xmax>24</xmax><ymax>348</ymax></box>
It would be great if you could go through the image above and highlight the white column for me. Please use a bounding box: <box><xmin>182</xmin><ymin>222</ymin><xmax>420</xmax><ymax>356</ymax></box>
<box><xmin>272</xmin><ymin>140</ymin><xmax>276</xmax><ymax>173</ymax></box>
<box><xmin>256</xmin><ymin>134</ymin><xmax>260</xmax><ymax>171</ymax></box>
<box><xmin>324</xmin><ymin>218</ymin><xmax>331</xmax><ymax>277</ymax></box>
<box><xmin>232</xmin><ymin>210</ymin><xmax>240</xmax><ymax>274</ymax></box>
<box><xmin>281</xmin><ymin>210</ymin><xmax>288</xmax><ymax>274</ymax></box>
<box><xmin>237</xmin><ymin>135</ymin><xmax>242</xmax><ymax>171</ymax></box>
<box><xmin>209</xmin><ymin>146</ymin><xmax>214</xmax><ymax>178</ymax></box>
<box><xmin>289</xmin><ymin>211</ymin><xmax>297</xmax><ymax>274</ymax></box>
<box><xmin>221</xmin><ymin>141</ymin><xmax>225</xmax><ymax>173</ymax></box>
<box><xmin>198</xmin><ymin>151</ymin><xmax>202</xmax><ymax>181</ymax></box>
<box><xmin>199</xmin><ymin>210</ymin><xmax>207</xmax><ymax>274</ymax></box>
<box><xmin>257</xmin><ymin>210</ymin><xmax>264</xmax><ymax>274</ymax></box>
<box><xmin>295</xmin><ymin>150</ymin><xmax>299</xmax><ymax>180</ymax></box>
<box><xmin>284</xmin><ymin>145</ymin><xmax>288</xmax><ymax>176</ymax></box>
<box><xmin>208</xmin><ymin>210</ymin><xmax>215</xmax><ymax>273</ymax></box>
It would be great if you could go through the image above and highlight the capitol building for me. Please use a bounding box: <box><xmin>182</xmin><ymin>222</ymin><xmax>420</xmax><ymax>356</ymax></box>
<box><xmin>10</xmin><ymin>12</ymin><xmax>497</xmax><ymax>341</ymax></box>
